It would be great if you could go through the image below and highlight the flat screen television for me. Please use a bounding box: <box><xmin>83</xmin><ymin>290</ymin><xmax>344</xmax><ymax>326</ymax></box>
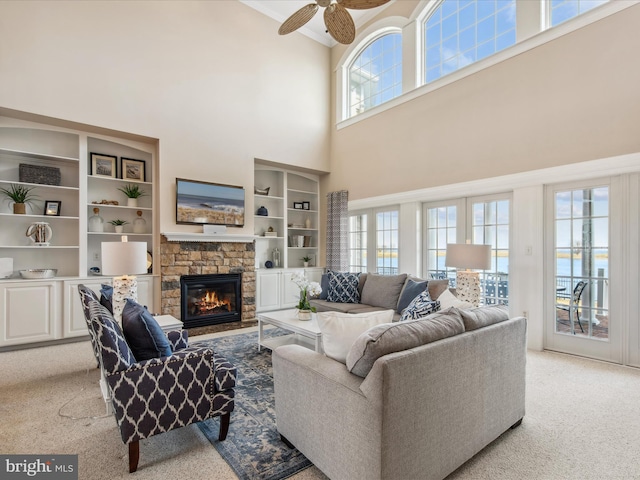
<box><xmin>176</xmin><ymin>178</ymin><xmax>245</xmax><ymax>227</ymax></box>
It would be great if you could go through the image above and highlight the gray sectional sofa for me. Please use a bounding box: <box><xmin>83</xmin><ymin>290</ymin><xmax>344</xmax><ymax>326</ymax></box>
<box><xmin>273</xmin><ymin>305</ymin><xmax>527</xmax><ymax>480</ymax></box>
<box><xmin>309</xmin><ymin>273</ymin><xmax>451</xmax><ymax>321</ymax></box>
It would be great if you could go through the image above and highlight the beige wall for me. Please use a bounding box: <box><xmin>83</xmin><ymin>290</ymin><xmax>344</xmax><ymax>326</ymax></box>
<box><xmin>325</xmin><ymin>4</ymin><xmax>640</xmax><ymax>201</ymax></box>
<box><xmin>0</xmin><ymin>0</ymin><xmax>330</xmax><ymax>234</ymax></box>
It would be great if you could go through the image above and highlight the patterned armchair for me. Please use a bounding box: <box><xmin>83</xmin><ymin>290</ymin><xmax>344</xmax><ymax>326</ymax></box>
<box><xmin>77</xmin><ymin>285</ymin><xmax>236</xmax><ymax>473</ymax></box>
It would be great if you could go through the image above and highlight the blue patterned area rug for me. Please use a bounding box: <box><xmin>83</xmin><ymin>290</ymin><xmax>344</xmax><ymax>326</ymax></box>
<box><xmin>194</xmin><ymin>330</ymin><xmax>313</xmax><ymax>480</ymax></box>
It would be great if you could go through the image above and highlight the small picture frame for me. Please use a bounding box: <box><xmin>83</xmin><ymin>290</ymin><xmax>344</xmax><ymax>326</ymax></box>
<box><xmin>90</xmin><ymin>153</ymin><xmax>117</xmax><ymax>178</ymax></box>
<box><xmin>44</xmin><ymin>200</ymin><xmax>61</xmax><ymax>216</ymax></box>
<box><xmin>121</xmin><ymin>157</ymin><xmax>146</xmax><ymax>182</ymax></box>
<box><xmin>293</xmin><ymin>202</ymin><xmax>304</xmax><ymax>210</ymax></box>
<box><xmin>303</xmin><ymin>201</ymin><xmax>310</xmax><ymax>210</ymax></box>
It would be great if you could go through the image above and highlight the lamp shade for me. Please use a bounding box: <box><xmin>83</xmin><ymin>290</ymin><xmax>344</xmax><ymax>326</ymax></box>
<box><xmin>445</xmin><ymin>243</ymin><xmax>491</xmax><ymax>270</ymax></box>
<box><xmin>101</xmin><ymin>239</ymin><xmax>148</xmax><ymax>276</ymax></box>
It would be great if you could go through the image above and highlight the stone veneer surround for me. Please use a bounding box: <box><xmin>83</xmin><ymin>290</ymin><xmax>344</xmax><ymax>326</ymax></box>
<box><xmin>160</xmin><ymin>237</ymin><xmax>256</xmax><ymax>323</ymax></box>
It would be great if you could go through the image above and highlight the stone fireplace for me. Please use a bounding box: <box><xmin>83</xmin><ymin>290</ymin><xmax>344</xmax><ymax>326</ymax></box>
<box><xmin>160</xmin><ymin>236</ymin><xmax>255</xmax><ymax>325</ymax></box>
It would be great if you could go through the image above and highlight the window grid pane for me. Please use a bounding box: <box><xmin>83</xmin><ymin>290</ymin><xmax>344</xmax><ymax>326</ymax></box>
<box><xmin>349</xmin><ymin>33</ymin><xmax>403</xmax><ymax>118</ymax></box>
<box><xmin>349</xmin><ymin>214</ymin><xmax>368</xmax><ymax>273</ymax></box>
<box><xmin>424</xmin><ymin>0</ymin><xmax>516</xmax><ymax>84</ymax></box>
<box><xmin>426</xmin><ymin>205</ymin><xmax>457</xmax><ymax>283</ymax></box>
<box><xmin>550</xmin><ymin>0</ymin><xmax>608</xmax><ymax>27</ymax></box>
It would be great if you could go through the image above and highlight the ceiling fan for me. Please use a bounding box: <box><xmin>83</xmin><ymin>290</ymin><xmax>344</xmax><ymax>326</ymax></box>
<box><xmin>278</xmin><ymin>0</ymin><xmax>391</xmax><ymax>45</ymax></box>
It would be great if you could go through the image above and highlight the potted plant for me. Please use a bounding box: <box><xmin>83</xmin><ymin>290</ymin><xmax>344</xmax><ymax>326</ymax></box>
<box><xmin>117</xmin><ymin>184</ymin><xmax>147</xmax><ymax>207</ymax></box>
<box><xmin>302</xmin><ymin>255</ymin><xmax>312</xmax><ymax>268</ymax></box>
<box><xmin>0</xmin><ymin>183</ymin><xmax>39</xmax><ymax>214</ymax></box>
<box><xmin>291</xmin><ymin>271</ymin><xmax>322</xmax><ymax>320</ymax></box>
<box><xmin>109</xmin><ymin>219</ymin><xmax>129</xmax><ymax>233</ymax></box>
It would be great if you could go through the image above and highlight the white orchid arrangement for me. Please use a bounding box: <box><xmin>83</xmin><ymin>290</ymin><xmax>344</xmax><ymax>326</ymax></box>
<box><xmin>291</xmin><ymin>271</ymin><xmax>322</xmax><ymax>312</ymax></box>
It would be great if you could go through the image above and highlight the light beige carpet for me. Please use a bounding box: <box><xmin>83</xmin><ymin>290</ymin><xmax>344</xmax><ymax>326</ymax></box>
<box><xmin>1</xmin><ymin>330</ymin><xmax>639</xmax><ymax>479</ymax></box>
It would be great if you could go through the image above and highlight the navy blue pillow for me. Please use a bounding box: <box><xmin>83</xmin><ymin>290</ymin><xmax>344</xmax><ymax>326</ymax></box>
<box><xmin>121</xmin><ymin>298</ymin><xmax>172</xmax><ymax>360</ymax></box>
<box><xmin>100</xmin><ymin>284</ymin><xmax>113</xmax><ymax>314</ymax></box>
<box><xmin>319</xmin><ymin>274</ymin><xmax>329</xmax><ymax>300</ymax></box>
<box><xmin>396</xmin><ymin>278</ymin><xmax>428</xmax><ymax>314</ymax></box>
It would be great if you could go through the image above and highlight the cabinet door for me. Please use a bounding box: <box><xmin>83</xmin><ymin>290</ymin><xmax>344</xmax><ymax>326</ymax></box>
<box><xmin>63</xmin><ymin>279</ymin><xmax>102</xmax><ymax>338</ymax></box>
<box><xmin>304</xmin><ymin>267</ymin><xmax>324</xmax><ymax>284</ymax></box>
<box><xmin>0</xmin><ymin>281</ymin><xmax>59</xmax><ymax>346</ymax></box>
<box><xmin>281</xmin><ymin>270</ymin><xmax>302</xmax><ymax>309</ymax></box>
<box><xmin>135</xmin><ymin>276</ymin><xmax>157</xmax><ymax>313</ymax></box>
<box><xmin>257</xmin><ymin>271</ymin><xmax>281</xmax><ymax>312</ymax></box>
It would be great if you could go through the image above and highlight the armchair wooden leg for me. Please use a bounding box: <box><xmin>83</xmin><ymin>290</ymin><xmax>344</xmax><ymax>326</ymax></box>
<box><xmin>128</xmin><ymin>441</ymin><xmax>139</xmax><ymax>473</ymax></box>
<box><xmin>218</xmin><ymin>412</ymin><xmax>231</xmax><ymax>441</ymax></box>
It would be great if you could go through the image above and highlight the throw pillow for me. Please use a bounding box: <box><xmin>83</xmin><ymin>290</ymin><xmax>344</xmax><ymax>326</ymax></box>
<box><xmin>396</xmin><ymin>278</ymin><xmax>428</xmax><ymax>314</ymax></box>
<box><xmin>319</xmin><ymin>273</ymin><xmax>329</xmax><ymax>300</ymax></box>
<box><xmin>316</xmin><ymin>310</ymin><xmax>394</xmax><ymax>364</ymax></box>
<box><xmin>326</xmin><ymin>271</ymin><xmax>361</xmax><ymax>303</ymax></box>
<box><xmin>437</xmin><ymin>288</ymin><xmax>474</xmax><ymax>310</ymax></box>
<box><xmin>360</xmin><ymin>273</ymin><xmax>407</xmax><ymax>310</ymax></box>
<box><xmin>400</xmin><ymin>290</ymin><xmax>441</xmax><ymax>321</ymax></box>
<box><xmin>100</xmin><ymin>284</ymin><xmax>113</xmax><ymax>314</ymax></box>
<box><xmin>121</xmin><ymin>298</ymin><xmax>172</xmax><ymax>361</ymax></box>
<box><xmin>458</xmin><ymin>304</ymin><xmax>510</xmax><ymax>331</ymax></box>
<box><xmin>427</xmin><ymin>279</ymin><xmax>450</xmax><ymax>300</ymax></box>
<box><xmin>346</xmin><ymin>308</ymin><xmax>466</xmax><ymax>378</ymax></box>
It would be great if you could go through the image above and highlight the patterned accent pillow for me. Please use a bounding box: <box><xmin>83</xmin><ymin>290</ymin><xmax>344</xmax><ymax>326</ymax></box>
<box><xmin>400</xmin><ymin>290</ymin><xmax>441</xmax><ymax>321</ymax></box>
<box><xmin>326</xmin><ymin>271</ymin><xmax>361</xmax><ymax>303</ymax></box>
<box><xmin>122</xmin><ymin>298</ymin><xmax>172</xmax><ymax>360</ymax></box>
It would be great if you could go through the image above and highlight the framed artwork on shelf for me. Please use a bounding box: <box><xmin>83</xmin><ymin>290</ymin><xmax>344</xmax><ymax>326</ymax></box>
<box><xmin>121</xmin><ymin>157</ymin><xmax>146</xmax><ymax>182</ymax></box>
<box><xmin>44</xmin><ymin>200</ymin><xmax>61</xmax><ymax>216</ymax></box>
<box><xmin>90</xmin><ymin>153</ymin><xmax>117</xmax><ymax>178</ymax></box>
<box><xmin>293</xmin><ymin>202</ymin><xmax>303</xmax><ymax>210</ymax></box>
<box><xmin>303</xmin><ymin>201</ymin><xmax>310</xmax><ymax>210</ymax></box>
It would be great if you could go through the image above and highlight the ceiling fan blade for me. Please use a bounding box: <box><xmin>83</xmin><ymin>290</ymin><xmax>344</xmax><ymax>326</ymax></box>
<box><xmin>278</xmin><ymin>4</ymin><xmax>319</xmax><ymax>35</ymax></box>
<box><xmin>324</xmin><ymin>4</ymin><xmax>356</xmax><ymax>44</ymax></box>
<box><xmin>338</xmin><ymin>0</ymin><xmax>391</xmax><ymax>10</ymax></box>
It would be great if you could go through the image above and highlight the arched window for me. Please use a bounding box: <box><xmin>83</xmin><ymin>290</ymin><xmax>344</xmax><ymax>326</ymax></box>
<box><xmin>348</xmin><ymin>33</ymin><xmax>402</xmax><ymax>118</ymax></box>
<box><xmin>550</xmin><ymin>0</ymin><xmax>608</xmax><ymax>27</ymax></box>
<box><xmin>423</xmin><ymin>0</ymin><xmax>516</xmax><ymax>84</ymax></box>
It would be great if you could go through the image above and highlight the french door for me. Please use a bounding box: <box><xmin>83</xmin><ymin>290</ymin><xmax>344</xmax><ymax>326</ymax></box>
<box><xmin>545</xmin><ymin>177</ymin><xmax>622</xmax><ymax>362</ymax></box>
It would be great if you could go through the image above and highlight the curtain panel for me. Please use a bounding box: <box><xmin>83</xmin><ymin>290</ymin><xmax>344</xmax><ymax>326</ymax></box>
<box><xmin>326</xmin><ymin>190</ymin><xmax>349</xmax><ymax>271</ymax></box>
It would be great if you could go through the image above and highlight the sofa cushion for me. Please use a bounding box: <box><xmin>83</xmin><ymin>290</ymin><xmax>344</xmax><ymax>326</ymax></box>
<box><xmin>346</xmin><ymin>308</ymin><xmax>465</xmax><ymax>378</ymax></box>
<box><xmin>396</xmin><ymin>278</ymin><xmax>428</xmax><ymax>313</ymax></box>
<box><xmin>400</xmin><ymin>289</ymin><xmax>441</xmax><ymax>321</ymax></box>
<box><xmin>100</xmin><ymin>283</ymin><xmax>114</xmax><ymax>314</ymax></box>
<box><xmin>458</xmin><ymin>304</ymin><xmax>510</xmax><ymax>331</ymax></box>
<box><xmin>326</xmin><ymin>271</ymin><xmax>361</xmax><ymax>303</ymax></box>
<box><xmin>317</xmin><ymin>310</ymin><xmax>394</xmax><ymax>364</ymax></box>
<box><xmin>437</xmin><ymin>288</ymin><xmax>474</xmax><ymax>310</ymax></box>
<box><xmin>427</xmin><ymin>279</ymin><xmax>450</xmax><ymax>300</ymax></box>
<box><xmin>360</xmin><ymin>273</ymin><xmax>407</xmax><ymax>310</ymax></box>
<box><xmin>122</xmin><ymin>298</ymin><xmax>173</xmax><ymax>361</ymax></box>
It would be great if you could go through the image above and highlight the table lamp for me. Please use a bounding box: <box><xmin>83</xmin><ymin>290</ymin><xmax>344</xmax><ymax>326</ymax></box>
<box><xmin>101</xmin><ymin>236</ymin><xmax>148</xmax><ymax>322</ymax></box>
<box><xmin>445</xmin><ymin>243</ymin><xmax>491</xmax><ymax>307</ymax></box>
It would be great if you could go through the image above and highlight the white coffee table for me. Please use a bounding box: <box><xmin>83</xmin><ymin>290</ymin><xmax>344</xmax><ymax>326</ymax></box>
<box><xmin>257</xmin><ymin>309</ymin><xmax>323</xmax><ymax>353</ymax></box>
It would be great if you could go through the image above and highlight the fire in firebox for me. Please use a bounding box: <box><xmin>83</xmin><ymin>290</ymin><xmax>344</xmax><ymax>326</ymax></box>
<box><xmin>189</xmin><ymin>289</ymin><xmax>232</xmax><ymax>317</ymax></box>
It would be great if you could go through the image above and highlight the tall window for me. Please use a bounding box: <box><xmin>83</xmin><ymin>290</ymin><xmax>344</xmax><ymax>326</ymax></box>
<box><xmin>553</xmin><ymin>187</ymin><xmax>609</xmax><ymax>338</ymax></box>
<box><xmin>348</xmin><ymin>33</ymin><xmax>402</xmax><ymax>117</ymax></box>
<box><xmin>424</xmin><ymin>0</ymin><xmax>516</xmax><ymax>83</ymax></box>
<box><xmin>471</xmin><ymin>198</ymin><xmax>510</xmax><ymax>305</ymax></box>
<box><xmin>426</xmin><ymin>204</ymin><xmax>457</xmax><ymax>282</ymax></box>
<box><xmin>348</xmin><ymin>207</ymin><xmax>399</xmax><ymax>274</ymax></box>
<box><xmin>348</xmin><ymin>213</ymin><xmax>368</xmax><ymax>273</ymax></box>
<box><xmin>550</xmin><ymin>0</ymin><xmax>608</xmax><ymax>27</ymax></box>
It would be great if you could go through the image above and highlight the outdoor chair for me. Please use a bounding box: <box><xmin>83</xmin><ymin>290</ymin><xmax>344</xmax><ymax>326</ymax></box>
<box><xmin>77</xmin><ymin>285</ymin><xmax>236</xmax><ymax>473</ymax></box>
<box><xmin>558</xmin><ymin>281</ymin><xmax>588</xmax><ymax>333</ymax></box>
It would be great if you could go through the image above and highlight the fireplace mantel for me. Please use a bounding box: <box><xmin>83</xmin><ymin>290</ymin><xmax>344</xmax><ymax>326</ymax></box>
<box><xmin>162</xmin><ymin>232</ymin><xmax>257</xmax><ymax>243</ymax></box>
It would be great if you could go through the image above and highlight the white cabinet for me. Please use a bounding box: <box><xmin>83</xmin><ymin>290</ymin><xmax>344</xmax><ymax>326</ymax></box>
<box><xmin>0</xmin><ymin>281</ymin><xmax>60</xmax><ymax>346</ymax></box>
<box><xmin>0</xmin><ymin>111</ymin><xmax>159</xmax><ymax>348</ymax></box>
<box><xmin>256</xmin><ymin>267</ymin><xmax>324</xmax><ymax>312</ymax></box>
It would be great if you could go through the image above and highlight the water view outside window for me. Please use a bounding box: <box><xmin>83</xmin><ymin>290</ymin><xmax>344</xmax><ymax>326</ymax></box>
<box><xmin>349</xmin><ymin>33</ymin><xmax>402</xmax><ymax>117</ymax></box>
<box><xmin>550</xmin><ymin>0</ymin><xmax>608</xmax><ymax>26</ymax></box>
<box><xmin>472</xmin><ymin>199</ymin><xmax>510</xmax><ymax>305</ymax></box>
<box><xmin>349</xmin><ymin>213</ymin><xmax>368</xmax><ymax>273</ymax></box>
<box><xmin>554</xmin><ymin>187</ymin><xmax>609</xmax><ymax>339</ymax></box>
<box><xmin>424</xmin><ymin>0</ymin><xmax>516</xmax><ymax>84</ymax></box>
<box><xmin>427</xmin><ymin>205</ymin><xmax>457</xmax><ymax>283</ymax></box>
<box><xmin>376</xmin><ymin>210</ymin><xmax>399</xmax><ymax>274</ymax></box>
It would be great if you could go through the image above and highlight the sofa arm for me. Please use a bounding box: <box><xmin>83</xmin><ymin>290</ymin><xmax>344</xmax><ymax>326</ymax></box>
<box><xmin>166</xmin><ymin>329</ymin><xmax>189</xmax><ymax>351</ymax></box>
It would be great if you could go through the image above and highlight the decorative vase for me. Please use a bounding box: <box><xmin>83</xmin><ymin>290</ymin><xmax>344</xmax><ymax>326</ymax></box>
<box><xmin>89</xmin><ymin>207</ymin><xmax>104</xmax><ymax>232</ymax></box>
<box><xmin>257</xmin><ymin>206</ymin><xmax>268</xmax><ymax>216</ymax></box>
<box><xmin>127</xmin><ymin>198</ymin><xmax>138</xmax><ymax>207</ymax></box>
<box><xmin>133</xmin><ymin>210</ymin><xmax>147</xmax><ymax>233</ymax></box>
<box><xmin>13</xmin><ymin>203</ymin><xmax>26</xmax><ymax>214</ymax></box>
<box><xmin>297</xmin><ymin>309</ymin><xmax>312</xmax><ymax>321</ymax></box>
<box><xmin>26</xmin><ymin>222</ymin><xmax>52</xmax><ymax>246</ymax></box>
